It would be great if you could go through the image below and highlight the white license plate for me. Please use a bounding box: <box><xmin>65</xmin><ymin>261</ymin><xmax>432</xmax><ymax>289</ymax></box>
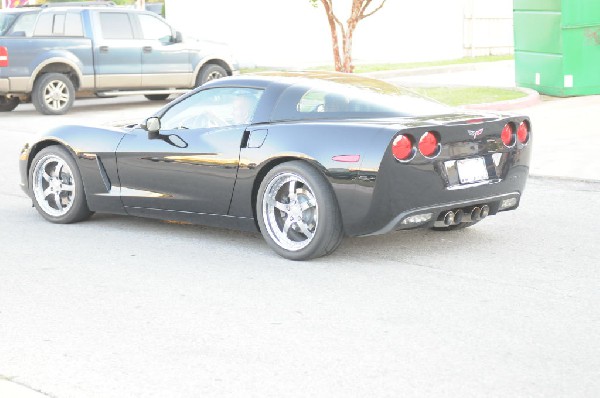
<box><xmin>457</xmin><ymin>157</ymin><xmax>488</xmax><ymax>184</ymax></box>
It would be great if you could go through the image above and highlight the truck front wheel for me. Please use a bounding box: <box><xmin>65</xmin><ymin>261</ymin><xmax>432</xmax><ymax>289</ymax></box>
<box><xmin>196</xmin><ymin>64</ymin><xmax>227</xmax><ymax>86</ymax></box>
<box><xmin>0</xmin><ymin>95</ymin><xmax>19</xmax><ymax>112</ymax></box>
<box><xmin>32</xmin><ymin>73</ymin><xmax>75</xmax><ymax>115</ymax></box>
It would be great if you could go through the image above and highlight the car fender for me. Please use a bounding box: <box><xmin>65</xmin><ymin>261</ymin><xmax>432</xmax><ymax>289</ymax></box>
<box><xmin>22</xmin><ymin>125</ymin><xmax>128</xmax><ymax>213</ymax></box>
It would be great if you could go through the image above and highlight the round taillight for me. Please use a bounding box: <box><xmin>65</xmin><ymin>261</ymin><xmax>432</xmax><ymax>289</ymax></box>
<box><xmin>517</xmin><ymin>121</ymin><xmax>529</xmax><ymax>144</ymax></box>
<box><xmin>501</xmin><ymin>123</ymin><xmax>515</xmax><ymax>147</ymax></box>
<box><xmin>418</xmin><ymin>131</ymin><xmax>439</xmax><ymax>157</ymax></box>
<box><xmin>392</xmin><ymin>135</ymin><xmax>414</xmax><ymax>161</ymax></box>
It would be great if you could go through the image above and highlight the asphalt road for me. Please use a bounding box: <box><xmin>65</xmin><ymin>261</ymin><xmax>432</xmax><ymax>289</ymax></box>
<box><xmin>1</xmin><ymin>98</ymin><xmax>600</xmax><ymax>397</ymax></box>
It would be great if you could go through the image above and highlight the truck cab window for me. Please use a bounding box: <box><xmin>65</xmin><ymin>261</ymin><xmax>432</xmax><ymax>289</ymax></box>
<box><xmin>99</xmin><ymin>12</ymin><xmax>134</xmax><ymax>40</ymax></box>
<box><xmin>139</xmin><ymin>14</ymin><xmax>172</xmax><ymax>43</ymax></box>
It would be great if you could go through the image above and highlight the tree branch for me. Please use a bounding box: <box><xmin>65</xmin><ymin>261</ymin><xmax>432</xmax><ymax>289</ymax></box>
<box><xmin>360</xmin><ymin>0</ymin><xmax>386</xmax><ymax>20</ymax></box>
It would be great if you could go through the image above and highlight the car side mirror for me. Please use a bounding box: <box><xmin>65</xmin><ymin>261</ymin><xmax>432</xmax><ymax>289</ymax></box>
<box><xmin>173</xmin><ymin>31</ymin><xmax>183</xmax><ymax>43</ymax></box>
<box><xmin>143</xmin><ymin>117</ymin><xmax>161</xmax><ymax>135</ymax></box>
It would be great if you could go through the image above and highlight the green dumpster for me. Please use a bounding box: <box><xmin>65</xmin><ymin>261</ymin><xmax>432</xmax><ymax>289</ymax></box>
<box><xmin>514</xmin><ymin>0</ymin><xmax>600</xmax><ymax>96</ymax></box>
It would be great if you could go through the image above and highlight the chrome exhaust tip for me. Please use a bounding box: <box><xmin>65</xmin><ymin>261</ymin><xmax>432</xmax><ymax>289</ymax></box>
<box><xmin>480</xmin><ymin>205</ymin><xmax>490</xmax><ymax>219</ymax></box>
<box><xmin>471</xmin><ymin>206</ymin><xmax>481</xmax><ymax>221</ymax></box>
<box><xmin>443</xmin><ymin>211</ymin><xmax>455</xmax><ymax>226</ymax></box>
<box><xmin>454</xmin><ymin>209</ymin><xmax>464</xmax><ymax>224</ymax></box>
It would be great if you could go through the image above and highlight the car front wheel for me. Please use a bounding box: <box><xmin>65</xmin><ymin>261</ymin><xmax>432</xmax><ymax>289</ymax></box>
<box><xmin>29</xmin><ymin>146</ymin><xmax>93</xmax><ymax>224</ymax></box>
<box><xmin>257</xmin><ymin>161</ymin><xmax>343</xmax><ymax>260</ymax></box>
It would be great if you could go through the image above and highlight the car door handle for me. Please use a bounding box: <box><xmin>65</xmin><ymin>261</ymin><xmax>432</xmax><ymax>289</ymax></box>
<box><xmin>99</xmin><ymin>46</ymin><xmax>109</xmax><ymax>53</ymax></box>
<box><xmin>143</xmin><ymin>46</ymin><xmax>153</xmax><ymax>53</ymax></box>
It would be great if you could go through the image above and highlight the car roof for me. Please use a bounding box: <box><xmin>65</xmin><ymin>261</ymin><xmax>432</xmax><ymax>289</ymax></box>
<box><xmin>202</xmin><ymin>70</ymin><xmax>405</xmax><ymax>92</ymax></box>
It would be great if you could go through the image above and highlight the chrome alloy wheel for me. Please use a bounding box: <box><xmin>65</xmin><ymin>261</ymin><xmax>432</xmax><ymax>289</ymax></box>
<box><xmin>43</xmin><ymin>79</ymin><xmax>70</xmax><ymax>111</ymax></box>
<box><xmin>205</xmin><ymin>70</ymin><xmax>224</xmax><ymax>81</ymax></box>
<box><xmin>262</xmin><ymin>172</ymin><xmax>319</xmax><ymax>251</ymax></box>
<box><xmin>32</xmin><ymin>154</ymin><xmax>76</xmax><ymax>217</ymax></box>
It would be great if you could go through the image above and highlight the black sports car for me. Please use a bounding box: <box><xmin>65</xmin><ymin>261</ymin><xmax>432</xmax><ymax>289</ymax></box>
<box><xmin>19</xmin><ymin>72</ymin><xmax>532</xmax><ymax>260</ymax></box>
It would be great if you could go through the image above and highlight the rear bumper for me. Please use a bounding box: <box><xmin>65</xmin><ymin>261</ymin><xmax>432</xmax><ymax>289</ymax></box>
<box><xmin>0</xmin><ymin>76</ymin><xmax>29</xmax><ymax>94</ymax></box>
<box><xmin>0</xmin><ymin>78</ymin><xmax>8</xmax><ymax>93</ymax></box>
<box><xmin>364</xmin><ymin>191</ymin><xmax>520</xmax><ymax>236</ymax></box>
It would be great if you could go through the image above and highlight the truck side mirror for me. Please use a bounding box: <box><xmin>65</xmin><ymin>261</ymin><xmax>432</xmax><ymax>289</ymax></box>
<box><xmin>173</xmin><ymin>31</ymin><xmax>183</xmax><ymax>43</ymax></box>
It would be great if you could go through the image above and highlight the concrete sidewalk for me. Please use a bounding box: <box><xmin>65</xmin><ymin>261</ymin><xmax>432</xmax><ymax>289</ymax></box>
<box><xmin>367</xmin><ymin>60</ymin><xmax>600</xmax><ymax>182</ymax></box>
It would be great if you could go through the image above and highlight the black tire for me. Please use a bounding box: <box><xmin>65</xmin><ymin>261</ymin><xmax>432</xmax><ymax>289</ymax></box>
<box><xmin>257</xmin><ymin>161</ymin><xmax>343</xmax><ymax>260</ymax></box>
<box><xmin>32</xmin><ymin>73</ymin><xmax>76</xmax><ymax>115</ymax></box>
<box><xmin>0</xmin><ymin>95</ymin><xmax>19</xmax><ymax>112</ymax></box>
<box><xmin>29</xmin><ymin>146</ymin><xmax>93</xmax><ymax>224</ymax></box>
<box><xmin>431</xmin><ymin>220</ymin><xmax>480</xmax><ymax>231</ymax></box>
<box><xmin>145</xmin><ymin>94</ymin><xmax>170</xmax><ymax>101</ymax></box>
<box><xmin>196</xmin><ymin>64</ymin><xmax>227</xmax><ymax>86</ymax></box>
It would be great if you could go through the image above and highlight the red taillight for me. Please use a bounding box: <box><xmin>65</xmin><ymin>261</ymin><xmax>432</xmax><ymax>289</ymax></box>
<box><xmin>418</xmin><ymin>131</ymin><xmax>439</xmax><ymax>157</ymax></box>
<box><xmin>517</xmin><ymin>121</ymin><xmax>530</xmax><ymax>144</ymax></box>
<box><xmin>501</xmin><ymin>123</ymin><xmax>515</xmax><ymax>147</ymax></box>
<box><xmin>392</xmin><ymin>135</ymin><xmax>414</xmax><ymax>161</ymax></box>
<box><xmin>0</xmin><ymin>47</ymin><xmax>8</xmax><ymax>67</ymax></box>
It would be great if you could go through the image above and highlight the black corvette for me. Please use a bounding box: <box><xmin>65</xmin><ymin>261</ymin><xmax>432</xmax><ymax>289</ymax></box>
<box><xmin>19</xmin><ymin>72</ymin><xmax>531</xmax><ymax>260</ymax></box>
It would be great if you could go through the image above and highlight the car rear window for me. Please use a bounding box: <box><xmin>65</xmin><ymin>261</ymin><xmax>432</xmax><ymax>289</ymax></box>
<box><xmin>1</xmin><ymin>12</ymin><xmax>38</xmax><ymax>37</ymax></box>
<box><xmin>270</xmin><ymin>76</ymin><xmax>450</xmax><ymax>122</ymax></box>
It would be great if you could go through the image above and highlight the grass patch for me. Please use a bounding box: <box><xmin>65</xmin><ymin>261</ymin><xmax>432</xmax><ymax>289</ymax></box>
<box><xmin>312</xmin><ymin>55</ymin><xmax>514</xmax><ymax>73</ymax></box>
<box><xmin>410</xmin><ymin>86</ymin><xmax>526</xmax><ymax>106</ymax></box>
<box><xmin>240</xmin><ymin>66</ymin><xmax>276</xmax><ymax>74</ymax></box>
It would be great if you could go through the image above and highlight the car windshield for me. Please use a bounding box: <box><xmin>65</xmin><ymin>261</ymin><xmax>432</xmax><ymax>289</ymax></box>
<box><xmin>270</xmin><ymin>73</ymin><xmax>451</xmax><ymax>122</ymax></box>
<box><xmin>0</xmin><ymin>14</ymin><xmax>17</xmax><ymax>36</ymax></box>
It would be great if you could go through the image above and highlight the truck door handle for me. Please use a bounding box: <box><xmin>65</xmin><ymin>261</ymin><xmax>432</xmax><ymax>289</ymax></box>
<box><xmin>143</xmin><ymin>46</ymin><xmax>152</xmax><ymax>53</ymax></box>
<box><xmin>99</xmin><ymin>46</ymin><xmax>109</xmax><ymax>53</ymax></box>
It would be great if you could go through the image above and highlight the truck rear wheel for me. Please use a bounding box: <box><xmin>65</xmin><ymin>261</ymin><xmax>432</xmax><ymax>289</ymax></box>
<box><xmin>0</xmin><ymin>95</ymin><xmax>19</xmax><ymax>112</ymax></box>
<box><xmin>32</xmin><ymin>73</ymin><xmax>75</xmax><ymax>115</ymax></box>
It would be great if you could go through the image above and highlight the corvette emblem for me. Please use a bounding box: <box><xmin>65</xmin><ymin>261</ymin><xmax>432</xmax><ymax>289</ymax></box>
<box><xmin>468</xmin><ymin>128</ymin><xmax>484</xmax><ymax>139</ymax></box>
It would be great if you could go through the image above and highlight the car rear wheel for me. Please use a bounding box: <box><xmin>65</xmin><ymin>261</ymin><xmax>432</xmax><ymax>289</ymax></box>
<box><xmin>196</xmin><ymin>64</ymin><xmax>227</xmax><ymax>86</ymax></box>
<box><xmin>30</xmin><ymin>146</ymin><xmax>93</xmax><ymax>224</ymax></box>
<box><xmin>0</xmin><ymin>95</ymin><xmax>19</xmax><ymax>112</ymax></box>
<box><xmin>144</xmin><ymin>94</ymin><xmax>170</xmax><ymax>101</ymax></box>
<box><xmin>257</xmin><ymin>161</ymin><xmax>343</xmax><ymax>260</ymax></box>
<box><xmin>32</xmin><ymin>73</ymin><xmax>76</xmax><ymax>115</ymax></box>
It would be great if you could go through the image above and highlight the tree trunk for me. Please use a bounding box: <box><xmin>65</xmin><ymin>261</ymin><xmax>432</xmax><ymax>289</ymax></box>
<box><xmin>321</xmin><ymin>0</ymin><xmax>343</xmax><ymax>72</ymax></box>
<box><xmin>318</xmin><ymin>0</ymin><xmax>386</xmax><ymax>73</ymax></box>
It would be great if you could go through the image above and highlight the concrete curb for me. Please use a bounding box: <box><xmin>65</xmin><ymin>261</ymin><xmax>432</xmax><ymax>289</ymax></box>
<box><xmin>0</xmin><ymin>380</ymin><xmax>51</xmax><ymax>398</ymax></box>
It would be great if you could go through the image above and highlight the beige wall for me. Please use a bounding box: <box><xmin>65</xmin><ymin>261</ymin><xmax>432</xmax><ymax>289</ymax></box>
<box><xmin>165</xmin><ymin>0</ymin><xmax>512</xmax><ymax>67</ymax></box>
<box><xmin>463</xmin><ymin>0</ymin><xmax>514</xmax><ymax>56</ymax></box>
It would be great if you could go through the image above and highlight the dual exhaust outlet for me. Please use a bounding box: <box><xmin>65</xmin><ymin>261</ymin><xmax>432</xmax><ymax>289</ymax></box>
<box><xmin>440</xmin><ymin>205</ymin><xmax>490</xmax><ymax>226</ymax></box>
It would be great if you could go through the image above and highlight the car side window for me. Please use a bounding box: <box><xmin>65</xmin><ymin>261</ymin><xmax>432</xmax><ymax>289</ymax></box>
<box><xmin>138</xmin><ymin>14</ymin><xmax>172</xmax><ymax>43</ymax></box>
<box><xmin>160</xmin><ymin>88</ymin><xmax>264</xmax><ymax>131</ymax></box>
<box><xmin>99</xmin><ymin>12</ymin><xmax>134</xmax><ymax>40</ymax></box>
